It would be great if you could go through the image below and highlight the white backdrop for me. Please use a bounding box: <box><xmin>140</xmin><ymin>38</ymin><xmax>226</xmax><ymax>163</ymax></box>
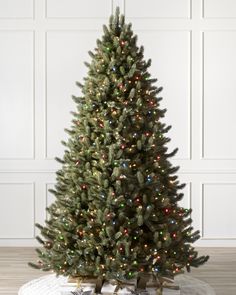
<box><xmin>0</xmin><ymin>0</ymin><xmax>236</xmax><ymax>246</ymax></box>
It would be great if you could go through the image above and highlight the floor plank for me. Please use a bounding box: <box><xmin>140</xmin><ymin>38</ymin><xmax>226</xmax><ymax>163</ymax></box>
<box><xmin>191</xmin><ymin>248</ymin><xmax>236</xmax><ymax>295</ymax></box>
<box><xmin>0</xmin><ymin>247</ymin><xmax>235</xmax><ymax>295</ymax></box>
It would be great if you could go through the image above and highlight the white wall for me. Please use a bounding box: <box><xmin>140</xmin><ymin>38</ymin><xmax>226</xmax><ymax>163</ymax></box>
<box><xmin>0</xmin><ymin>0</ymin><xmax>236</xmax><ymax>246</ymax></box>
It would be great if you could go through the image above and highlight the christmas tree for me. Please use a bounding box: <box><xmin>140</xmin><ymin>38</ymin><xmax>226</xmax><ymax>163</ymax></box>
<box><xmin>30</xmin><ymin>7</ymin><xmax>209</xmax><ymax>292</ymax></box>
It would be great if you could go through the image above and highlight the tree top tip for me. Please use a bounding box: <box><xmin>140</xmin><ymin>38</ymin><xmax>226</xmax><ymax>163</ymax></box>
<box><xmin>115</xmin><ymin>6</ymin><xmax>120</xmax><ymax>16</ymax></box>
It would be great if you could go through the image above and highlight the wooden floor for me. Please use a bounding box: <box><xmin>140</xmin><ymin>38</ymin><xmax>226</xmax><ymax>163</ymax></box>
<box><xmin>0</xmin><ymin>247</ymin><xmax>235</xmax><ymax>295</ymax></box>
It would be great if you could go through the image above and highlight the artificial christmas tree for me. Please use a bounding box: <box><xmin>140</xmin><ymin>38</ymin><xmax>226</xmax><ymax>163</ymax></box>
<box><xmin>29</xmin><ymin>8</ymin><xmax>209</xmax><ymax>294</ymax></box>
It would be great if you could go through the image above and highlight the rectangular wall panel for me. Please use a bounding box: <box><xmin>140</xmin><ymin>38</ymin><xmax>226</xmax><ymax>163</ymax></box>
<box><xmin>0</xmin><ymin>31</ymin><xmax>34</xmax><ymax>159</ymax></box>
<box><xmin>126</xmin><ymin>0</ymin><xmax>191</xmax><ymax>18</ymax></box>
<box><xmin>137</xmin><ymin>31</ymin><xmax>191</xmax><ymax>159</ymax></box>
<box><xmin>202</xmin><ymin>183</ymin><xmax>236</xmax><ymax>239</ymax></box>
<box><xmin>203</xmin><ymin>32</ymin><xmax>236</xmax><ymax>159</ymax></box>
<box><xmin>0</xmin><ymin>0</ymin><xmax>34</xmax><ymax>18</ymax></box>
<box><xmin>46</xmin><ymin>31</ymin><xmax>100</xmax><ymax>159</ymax></box>
<box><xmin>203</xmin><ymin>0</ymin><xmax>236</xmax><ymax>18</ymax></box>
<box><xmin>46</xmin><ymin>0</ymin><xmax>111</xmax><ymax>18</ymax></box>
<box><xmin>0</xmin><ymin>183</ymin><xmax>34</xmax><ymax>238</ymax></box>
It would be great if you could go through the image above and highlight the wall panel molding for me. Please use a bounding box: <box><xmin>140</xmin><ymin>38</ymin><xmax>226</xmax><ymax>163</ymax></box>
<box><xmin>0</xmin><ymin>182</ymin><xmax>35</xmax><ymax>239</ymax></box>
<box><xmin>202</xmin><ymin>31</ymin><xmax>236</xmax><ymax>160</ymax></box>
<box><xmin>45</xmin><ymin>0</ymin><xmax>112</xmax><ymax>19</ymax></box>
<box><xmin>0</xmin><ymin>30</ymin><xmax>35</xmax><ymax>160</ymax></box>
<box><xmin>126</xmin><ymin>0</ymin><xmax>192</xmax><ymax>19</ymax></box>
<box><xmin>203</xmin><ymin>0</ymin><xmax>236</xmax><ymax>19</ymax></box>
<box><xmin>201</xmin><ymin>183</ymin><xmax>236</xmax><ymax>240</ymax></box>
<box><xmin>0</xmin><ymin>0</ymin><xmax>34</xmax><ymax>19</ymax></box>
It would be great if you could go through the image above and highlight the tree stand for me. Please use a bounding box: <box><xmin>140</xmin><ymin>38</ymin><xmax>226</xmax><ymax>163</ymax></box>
<box><xmin>94</xmin><ymin>277</ymin><xmax>105</xmax><ymax>294</ymax></box>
